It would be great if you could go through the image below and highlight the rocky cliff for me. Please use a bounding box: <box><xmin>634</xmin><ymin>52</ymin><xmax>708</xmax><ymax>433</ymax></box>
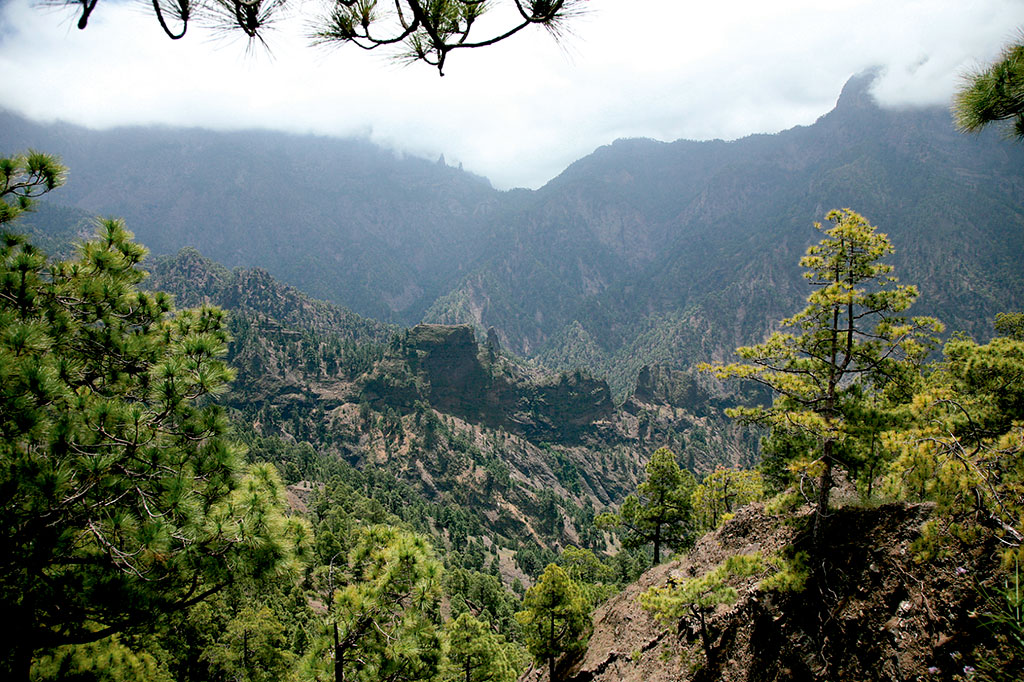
<box><xmin>358</xmin><ymin>324</ymin><xmax>617</xmax><ymax>444</ymax></box>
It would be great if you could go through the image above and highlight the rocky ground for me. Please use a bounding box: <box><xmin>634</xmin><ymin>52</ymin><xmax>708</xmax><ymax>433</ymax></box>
<box><xmin>523</xmin><ymin>502</ymin><xmax>1008</xmax><ymax>682</ymax></box>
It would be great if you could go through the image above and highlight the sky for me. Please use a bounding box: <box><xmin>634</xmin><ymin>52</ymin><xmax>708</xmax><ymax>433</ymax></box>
<box><xmin>1</xmin><ymin>0</ymin><xmax>1022</xmax><ymax>190</ymax></box>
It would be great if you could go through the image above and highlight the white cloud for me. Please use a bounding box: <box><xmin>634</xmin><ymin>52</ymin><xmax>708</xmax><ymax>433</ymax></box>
<box><xmin>1</xmin><ymin>0</ymin><xmax>1022</xmax><ymax>189</ymax></box>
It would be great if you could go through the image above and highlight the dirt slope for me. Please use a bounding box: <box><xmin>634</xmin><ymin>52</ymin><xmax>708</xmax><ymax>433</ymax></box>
<box><xmin>524</xmin><ymin>502</ymin><xmax>1004</xmax><ymax>682</ymax></box>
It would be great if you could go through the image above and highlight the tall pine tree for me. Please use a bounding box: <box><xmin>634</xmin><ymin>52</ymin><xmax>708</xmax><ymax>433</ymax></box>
<box><xmin>0</xmin><ymin>166</ymin><xmax>308</xmax><ymax>680</ymax></box>
<box><xmin>703</xmin><ymin>209</ymin><xmax>941</xmax><ymax>542</ymax></box>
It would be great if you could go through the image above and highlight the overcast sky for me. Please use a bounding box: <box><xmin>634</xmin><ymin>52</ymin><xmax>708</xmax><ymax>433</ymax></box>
<box><xmin>1</xmin><ymin>0</ymin><xmax>1022</xmax><ymax>189</ymax></box>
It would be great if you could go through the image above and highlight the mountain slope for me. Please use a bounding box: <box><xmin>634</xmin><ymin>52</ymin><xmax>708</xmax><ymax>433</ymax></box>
<box><xmin>537</xmin><ymin>502</ymin><xmax>999</xmax><ymax>682</ymax></box>
<box><xmin>5</xmin><ymin>72</ymin><xmax>1023</xmax><ymax>398</ymax></box>
<box><xmin>0</xmin><ymin>112</ymin><xmax>501</xmax><ymax>324</ymax></box>
<box><xmin>137</xmin><ymin>249</ymin><xmax>762</xmax><ymax>576</ymax></box>
<box><xmin>427</xmin><ymin>73</ymin><xmax>1024</xmax><ymax>393</ymax></box>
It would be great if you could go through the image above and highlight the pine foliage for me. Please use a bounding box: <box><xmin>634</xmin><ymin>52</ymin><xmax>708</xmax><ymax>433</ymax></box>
<box><xmin>0</xmin><ymin>219</ymin><xmax>308</xmax><ymax>680</ymax></box>
<box><xmin>703</xmin><ymin>209</ymin><xmax>942</xmax><ymax>539</ymax></box>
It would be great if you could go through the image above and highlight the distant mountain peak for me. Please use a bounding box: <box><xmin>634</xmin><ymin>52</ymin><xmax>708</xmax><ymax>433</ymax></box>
<box><xmin>835</xmin><ymin>68</ymin><xmax>883</xmax><ymax>111</ymax></box>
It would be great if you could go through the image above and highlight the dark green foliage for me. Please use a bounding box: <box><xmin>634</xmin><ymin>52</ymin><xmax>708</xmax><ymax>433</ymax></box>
<box><xmin>514</xmin><ymin>544</ymin><xmax>558</xmax><ymax>579</ymax></box>
<box><xmin>596</xmin><ymin>447</ymin><xmax>697</xmax><ymax>566</ymax></box>
<box><xmin>515</xmin><ymin>564</ymin><xmax>591</xmax><ymax>682</ymax></box>
<box><xmin>554</xmin><ymin>547</ymin><xmax>619</xmax><ymax>610</ymax></box>
<box><xmin>154</xmin><ymin>579</ymin><xmax>313</xmax><ymax>682</ymax></box>
<box><xmin>954</xmin><ymin>36</ymin><xmax>1024</xmax><ymax>139</ymax></box>
<box><xmin>0</xmin><ymin>222</ymin><xmax>308</xmax><ymax>680</ymax></box>
<box><xmin>30</xmin><ymin>635</ymin><xmax>174</xmax><ymax>682</ymax></box>
<box><xmin>445</xmin><ymin>568</ymin><xmax>522</xmax><ymax>638</ymax></box>
<box><xmin>0</xmin><ymin>150</ymin><xmax>65</xmax><ymax>226</ymax></box>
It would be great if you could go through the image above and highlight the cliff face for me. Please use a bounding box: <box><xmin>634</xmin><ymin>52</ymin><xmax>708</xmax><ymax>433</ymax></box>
<box><xmin>359</xmin><ymin>324</ymin><xmax>616</xmax><ymax>444</ymax></box>
<box><xmin>532</xmin><ymin>503</ymin><xmax>1000</xmax><ymax>682</ymax></box>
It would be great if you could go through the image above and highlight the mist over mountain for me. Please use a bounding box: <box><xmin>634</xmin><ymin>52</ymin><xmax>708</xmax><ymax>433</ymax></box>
<box><xmin>5</xmin><ymin>72</ymin><xmax>1023</xmax><ymax>396</ymax></box>
<box><xmin>0</xmin><ymin>112</ymin><xmax>500</xmax><ymax>324</ymax></box>
<box><xmin>427</xmin><ymin>73</ymin><xmax>1024</xmax><ymax>392</ymax></box>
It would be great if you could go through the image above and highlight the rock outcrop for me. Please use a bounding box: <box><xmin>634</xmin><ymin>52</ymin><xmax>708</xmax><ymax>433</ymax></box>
<box><xmin>528</xmin><ymin>502</ymin><xmax>1000</xmax><ymax>682</ymax></box>
<box><xmin>360</xmin><ymin>324</ymin><xmax>616</xmax><ymax>443</ymax></box>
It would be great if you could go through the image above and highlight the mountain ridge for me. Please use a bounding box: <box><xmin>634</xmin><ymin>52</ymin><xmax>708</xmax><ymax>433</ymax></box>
<box><xmin>4</xmin><ymin>72</ymin><xmax>1023</xmax><ymax>399</ymax></box>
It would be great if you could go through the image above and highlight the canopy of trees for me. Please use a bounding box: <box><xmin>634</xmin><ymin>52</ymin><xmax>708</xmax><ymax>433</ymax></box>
<box><xmin>306</xmin><ymin>525</ymin><xmax>444</xmax><ymax>682</ymax></box>
<box><xmin>691</xmin><ymin>468</ymin><xmax>763</xmax><ymax>532</ymax></box>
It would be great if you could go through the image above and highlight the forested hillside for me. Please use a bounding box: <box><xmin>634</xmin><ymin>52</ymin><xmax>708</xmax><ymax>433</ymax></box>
<box><xmin>5</xmin><ymin>51</ymin><xmax>1024</xmax><ymax>682</ymax></box>
<box><xmin>142</xmin><ymin>247</ymin><xmax>761</xmax><ymax>544</ymax></box>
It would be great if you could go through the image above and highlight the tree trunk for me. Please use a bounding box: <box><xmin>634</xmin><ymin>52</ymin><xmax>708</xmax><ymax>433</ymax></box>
<box><xmin>549</xmin><ymin>654</ymin><xmax>556</xmax><ymax>682</ymax></box>
<box><xmin>334</xmin><ymin>621</ymin><xmax>343</xmax><ymax>682</ymax></box>
<box><xmin>813</xmin><ymin>441</ymin><xmax>834</xmax><ymax>548</ymax></box>
<box><xmin>653</xmin><ymin>523</ymin><xmax>661</xmax><ymax>567</ymax></box>
<box><xmin>695</xmin><ymin>606</ymin><xmax>714</xmax><ymax>670</ymax></box>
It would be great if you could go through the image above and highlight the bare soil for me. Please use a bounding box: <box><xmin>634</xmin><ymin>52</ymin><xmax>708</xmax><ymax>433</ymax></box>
<box><xmin>522</xmin><ymin>502</ymin><xmax>1007</xmax><ymax>682</ymax></box>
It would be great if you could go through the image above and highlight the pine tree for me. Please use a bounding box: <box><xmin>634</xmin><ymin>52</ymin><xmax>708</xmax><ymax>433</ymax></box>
<box><xmin>0</xmin><ymin>151</ymin><xmax>65</xmax><ymax>226</ymax></box>
<box><xmin>884</xmin><ymin>331</ymin><xmax>1024</xmax><ymax>563</ymax></box>
<box><xmin>306</xmin><ymin>525</ymin><xmax>444</xmax><ymax>682</ymax></box>
<box><xmin>641</xmin><ymin>553</ymin><xmax>763</xmax><ymax>669</ymax></box>
<box><xmin>703</xmin><ymin>209</ymin><xmax>942</xmax><ymax>543</ymax></box>
<box><xmin>596</xmin><ymin>447</ymin><xmax>697</xmax><ymax>566</ymax></box>
<box><xmin>0</xmin><ymin>218</ymin><xmax>309</xmax><ymax>680</ymax></box>
<box><xmin>515</xmin><ymin>564</ymin><xmax>590</xmax><ymax>682</ymax></box>
<box><xmin>442</xmin><ymin>612</ymin><xmax>520</xmax><ymax>682</ymax></box>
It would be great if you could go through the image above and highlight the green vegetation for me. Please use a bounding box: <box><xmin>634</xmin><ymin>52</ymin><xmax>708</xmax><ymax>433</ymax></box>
<box><xmin>6</xmin><ymin>131</ymin><xmax>1024</xmax><ymax>682</ymax></box>
<box><xmin>691</xmin><ymin>468</ymin><xmax>764</xmax><ymax>532</ymax></box>
<box><xmin>515</xmin><ymin>563</ymin><xmax>591</xmax><ymax>682</ymax></box>
<box><xmin>0</xmin><ymin>150</ymin><xmax>65</xmax><ymax>225</ymax></box>
<box><xmin>596</xmin><ymin>447</ymin><xmax>697</xmax><ymax>566</ymax></box>
<box><xmin>883</xmin><ymin>331</ymin><xmax>1024</xmax><ymax>564</ymax></box>
<box><xmin>633</xmin><ymin>207</ymin><xmax>1024</xmax><ymax>680</ymax></box>
<box><xmin>994</xmin><ymin>312</ymin><xmax>1024</xmax><ymax>341</ymax></box>
<box><xmin>641</xmin><ymin>553</ymin><xmax>764</xmax><ymax>668</ymax></box>
<box><xmin>0</xmin><ymin>157</ymin><xmax>543</xmax><ymax>682</ymax></box>
<box><xmin>442</xmin><ymin>613</ymin><xmax>522</xmax><ymax>682</ymax></box>
<box><xmin>954</xmin><ymin>35</ymin><xmax>1024</xmax><ymax>139</ymax></box>
<box><xmin>0</xmin><ymin>188</ymin><xmax>310</xmax><ymax>680</ymax></box>
<box><xmin>973</xmin><ymin>559</ymin><xmax>1024</xmax><ymax>681</ymax></box>
<box><xmin>703</xmin><ymin>209</ymin><xmax>942</xmax><ymax>542</ymax></box>
<box><xmin>304</xmin><ymin>525</ymin><xmax>444</xmax><ymax>682</ymax></box>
